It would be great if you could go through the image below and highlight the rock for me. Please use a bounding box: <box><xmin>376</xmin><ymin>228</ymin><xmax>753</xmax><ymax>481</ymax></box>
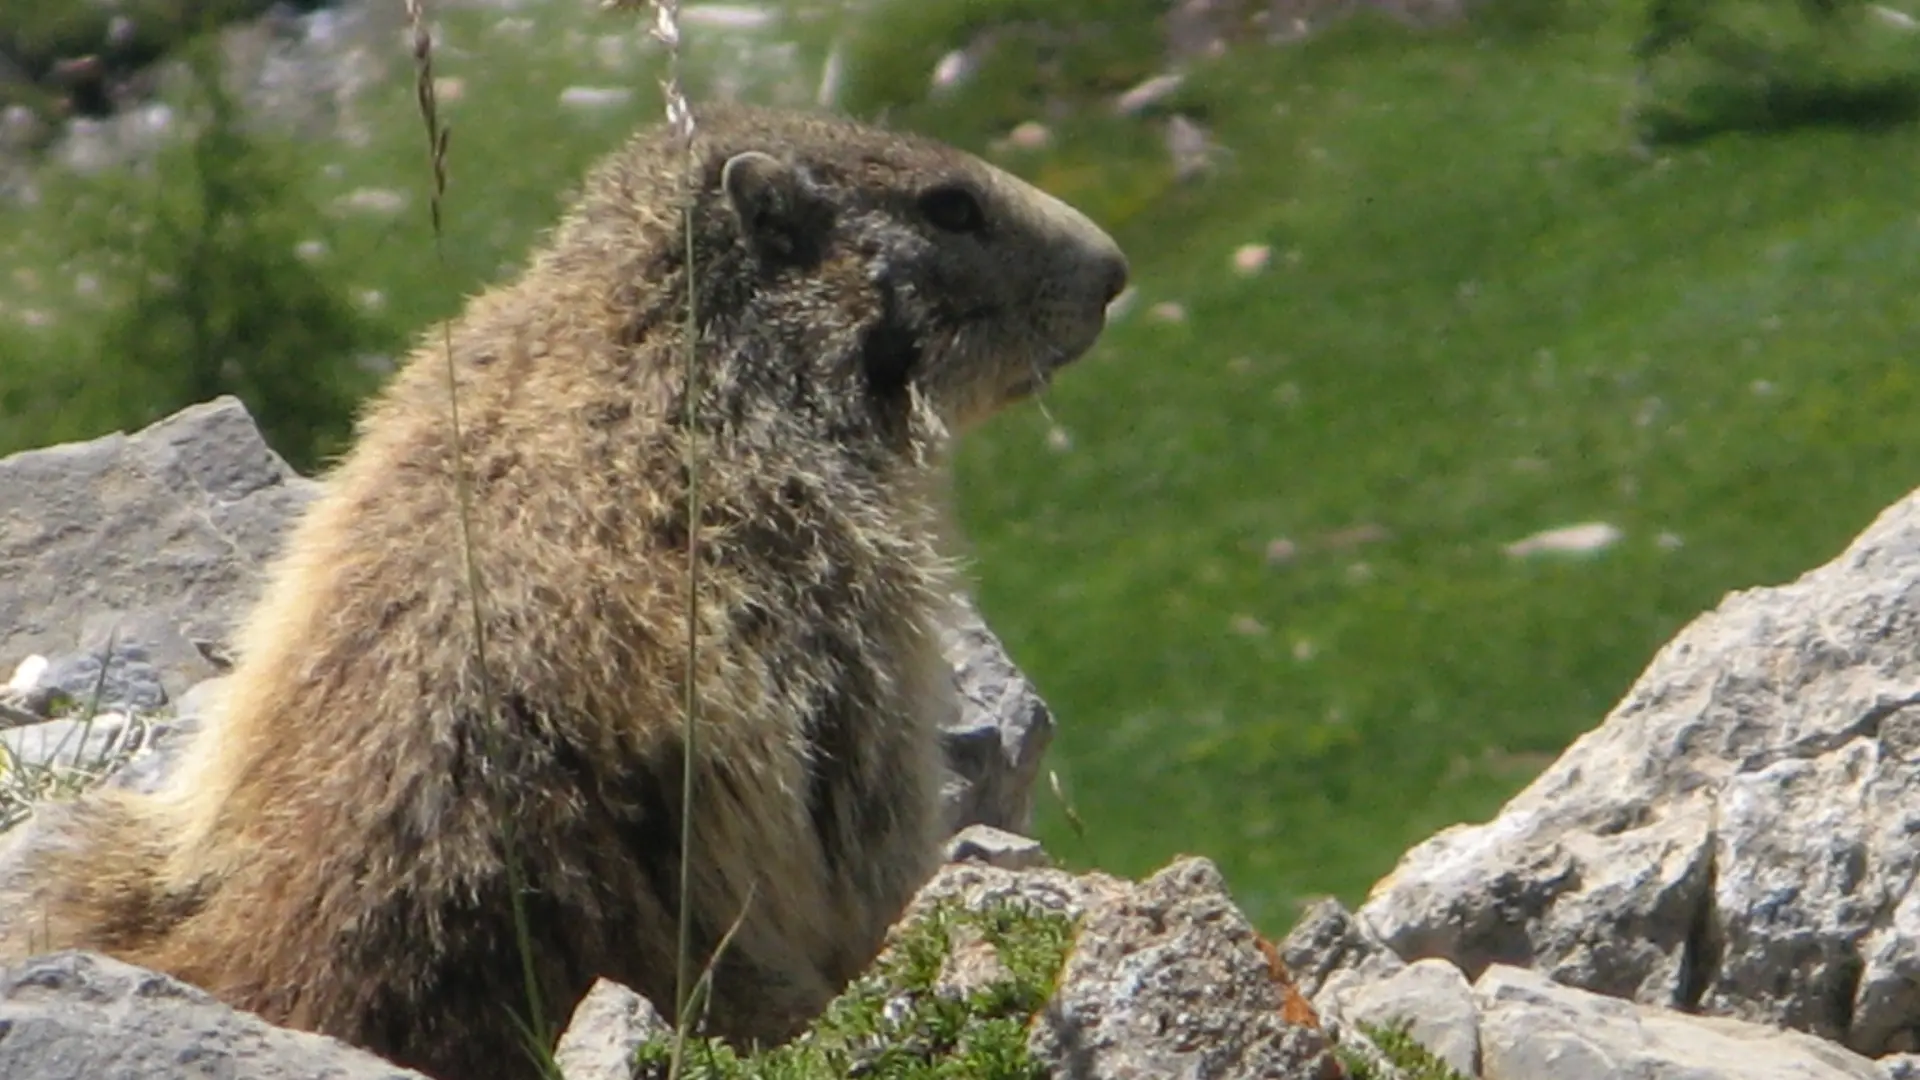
<box><xmin>552</xmin><ymin>978</ymin><xmax>670</xmax><ymax>1080</ymax></box>
<box><xmin>912</xmin><ymin>856</ymin><xmax>1340</xmax><ymax>1079</ymax></box>
<box><xmin>0</xmin><ymin>397</ymin><xmax>319</xmax><ymax>703</ymax></box>
<box><xmin>0</xmin><ymin>950</ymin><xmax>429</xmax><ymax>1080</ymax></box>
<box><xmin>944</xmin><ymin>823</ymin><xmax>1050</xmax><ymax>870</ymax></box>
<box><xmin>939</xmin><ymin>596</ymin><xmax>1056</xmax><ymax>835</ymax></box>
<box><xmin>1</xmin><ymin>712</ymin><xmax>151</xmax><ymax>774</ymax></box>
<box><xmin>31</xmin><ymin>638</ymin><xmax>169</xmax><ymax>714</ymax></box>
<box><xmin>1032</xmin><ymin>857</ymin><xmax>1338</xmax><ymax>1079</ymax></box>
<box><xmin>1278</xmin><ymin>896</ymin><xmax>1407</xmax><ymax>1004</ymax></box>
<box><xmin>1502</xmin><ymin>520</ymin><xmax>1623</xmax><ymax>558</ymax></box>
<box><xmin>101</xmin><ymin>675</ymin><xmax>223</xmax><ymax>795</ymax></box>
<box><xmin>1335</xmin><ymin>958</ymin><xmax>1480</xmax><ymax>1076</ymax></box>
<box><xmin>1474</xmin><ymin>963</ymin><xmax>1888</xmax><ymax>1080</ymax></box>
<box><xmin>1357</xmin><ymin>486</ymin><xmax>1920</xmax><ymax>1056</ymax></box>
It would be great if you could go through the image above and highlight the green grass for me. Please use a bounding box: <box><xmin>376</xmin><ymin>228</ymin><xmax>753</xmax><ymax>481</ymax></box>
<box><xmin>3</xmin><ymin>0</ymin><xmax>1920</xmax><ymax>936</ymax></box>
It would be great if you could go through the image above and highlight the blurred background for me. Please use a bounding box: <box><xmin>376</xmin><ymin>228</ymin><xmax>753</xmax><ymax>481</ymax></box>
<box><xmin>2</xmin><ymin>0</ymin><xmax>1917</xmax><ymax>932</ymax></box>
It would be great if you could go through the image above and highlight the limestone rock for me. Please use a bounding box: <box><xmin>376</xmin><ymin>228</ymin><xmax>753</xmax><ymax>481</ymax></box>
<box><xmin>943</xmin><ymin>822</ymin><xmax>1051</xmax><ymax>870</ymax></box>
<box><xmin>1357</xmin><ymin>487</ymin><xmax>1920</xmax><ymax>1056</ymax></box>
<box><xmin>553</xmin><ymin>978</ymin><xmax>670</xmax><ymax>1080</ymax></box>
<box><xmin>1474</xmin><ymin>963</ymin><xmax>1888</xmax><ymax>1080</ymax></box>
<box><xmin>939</xmin><ymin>594</ymin><xmax>1056</xmax><ymax>835</ymax></box>
<box><xmin>0</xmin><ymin>397</ymin><xmax>318</xmax><ymax>702</ymax></box>
<box><xmin>1336</xmin><ymin>958</ymin><xmax>1480</xmax><ymax>1077</ymax></box>
<box><xmin>912</xmin><ymin>856</ymin><xmax>1341</xmax><ymax>1080</ymax></box>
<box><xmin>0</xmin><ymin>950</ymin><xmax>429</xmax><ymax>1080</ymax></box>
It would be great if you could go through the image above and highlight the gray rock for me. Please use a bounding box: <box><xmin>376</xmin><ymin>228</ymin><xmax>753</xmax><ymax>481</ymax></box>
<box><xmin>1357</xmin><ymin>486</ymin><xmax>1920</xmax><ymax>1055</ymax></box>
<box><xmin>1</xmin><ymin>711</ymin><xmax>156</xmax><ymax>774</ymax></box>
<box><xmin>0</xmin><ymin>397</ymin><xmax>318</xmax><ymax>703</ymax></box>
<box><xmin>896</xmin><ymin>858</ymin><xmax>1339</xmax><ymax>1076</ymax></box>
<box><xmin>1474</xmin><ymin>963</ymin><xmax>1888</xmax><ymax>1080</ymax></box>
<box><xmin>1279</xmin><ymin>896</ymin><xmax>1407</xmax><ymax>1004</ymax></box>
<box><xmin>943</xmin><ymin>823</ymin><xmax>1051</xmax><ymax>870</ymax></box>
<box><xmin>101</xmin><ymin>676</ymin><xmax>224</xmax><ymax>796</ymax></box>
<box><xmin>0</xmin><ymin>950</ymin><xmax>429</xmax><ymax>1079</ymax></box>
<box><xmin>35</xmin><ymin>639</ymin><xmax>169</xmax><ymax>714</ymax></box>
<box><xmin>939</xmin><ymin>594</ymin><xmax>1056</xmax><ymax>836</ymax></box>
<box><xmin>1334</xmin><ymin>958</ymin><xmax>1480</xmax><ymax>1077</ymax></box>
<box><xmin>1006</xmin><ymin>857</ymin><xmax>1335</xmax><ymax>1080</ymax></box>
<box><xmin>552</xmin><ymin>978</ymin><xmax>669</xmax><ymax>1080</ymax></box>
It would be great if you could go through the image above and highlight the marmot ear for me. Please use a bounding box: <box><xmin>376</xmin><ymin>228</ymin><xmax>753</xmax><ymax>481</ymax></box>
<box><xmin>721</xmin><ymin>150</ymin><xmax>829</xmax><ymax>266</ymax></box>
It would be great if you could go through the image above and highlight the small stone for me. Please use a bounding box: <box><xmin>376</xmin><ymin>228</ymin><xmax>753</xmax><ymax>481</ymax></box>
<box><xmin>1045</xmin><ymin>426</ymin><xmax>1072</xmax><ymax>453</ymax></box>
<box><xmin>944</xmin><ymin>824</ymin><xmax>1049</xmax><ymax>871</ymax></box>
<box><xmin>1265</xmin><ymin>538</ymin><xmax>1298</xmax><ymax>565</ymax></box>
<box><xmin>552</xmin><ymin>978</ymin><xmax>670</xmax><ymax>1080</ymax></box>
<box><xmin>335</xmin><ymin>187</ymin><xmax>408</xmax><ymax>216</ymax></box>
<box><xmin>1114</xmin><ymin>72</ymin><xmax>1185</xmax><ymax>116</ymax></box>
<box><xmin>1503</xmin><ymin>521</ymin><xmax>1622</xmax><ymax>558</ymax></box>
<box><xmin>558</xmin><ymin>86</ymin><xmax>633</xmax><ymax>110</ymax></box>
<box><xmin>1232</xmin><ymin>244</ymin><xmax>1272</xmax><ymax>275</ymax></box>
<box><xmin>681</xmin><ymin>4</ymin><xmax>777</xmax><ymax>29</ymax></box>
<box><xmin>433</xmin><ymin>76</ymin><xmax>466</xmax><ymax>104</ymax></box>
<box><xmin>294</xmin><ymin>239</ymin><xmax>328</xmax><ymax>262</ymax></box>
<box><xmin>931</xmin><ymin>49</ymin><xmax>976</xmax><ymax>92</ymax></box>
<box><xmin>1148</xmin><ymin>301</ymin><xmax>1187</xmax><ymax>324</ymax></box>
<box><xmin>1230</xmin><ymin>614</ymin><xmax>1268</xmax><ymax>637</ymax></box>
<box><xmin>1007</xmin><ymin>121</ymin><xmax>1051</xmax><ymax>150</ymax></box>
<box><xmin>6</xmin><ymin>656</ymin><xmax>46</xmax><ymax>695</ymax></box>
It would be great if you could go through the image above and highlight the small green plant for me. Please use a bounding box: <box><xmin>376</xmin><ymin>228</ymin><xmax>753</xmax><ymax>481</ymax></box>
<box><xmin>0</xmin><ymin>639</ymin><xmax>164</xmax><ymax>833</ymax></box>
<box><xmin>1336</xmin><ymin>1021</ymin><xmax>1472</xmax><ymax>1080</ymax></box>
<box><xmin>632</xmin><ymin>900</ymin><xmax>1076</xmax><ymax>1080</ymax></box>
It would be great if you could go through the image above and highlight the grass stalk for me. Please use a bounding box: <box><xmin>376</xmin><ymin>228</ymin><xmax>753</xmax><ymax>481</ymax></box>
<box><xmin>402</xmin><ymin>0</ymin><xmax>552</xmax><ymax>1068</ymax></box>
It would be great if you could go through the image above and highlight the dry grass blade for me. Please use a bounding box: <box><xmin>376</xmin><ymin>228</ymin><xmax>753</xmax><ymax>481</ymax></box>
<box><xmin>402</xmin><ymin>0</ymin><xmax>551</xmax><ymax>1067</ymax></box>
<box><xmin>602</xmin><ymin>0</ymin><xmax>708</xmax><ymax>1075</ymax></box>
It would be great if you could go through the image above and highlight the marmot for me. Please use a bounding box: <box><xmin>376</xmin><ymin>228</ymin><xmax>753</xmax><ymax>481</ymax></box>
<box><xmin>0</xmin><ymin>103</ymin><xmax>1125</xmax><ymax>1080</ymax></box>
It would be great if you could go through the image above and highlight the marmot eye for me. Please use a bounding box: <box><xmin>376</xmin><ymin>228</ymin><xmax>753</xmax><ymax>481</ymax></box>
<box><xmin>918</xmin><ymin>185</ymin><xmax>986</xmax><ymax>234</ymax></box>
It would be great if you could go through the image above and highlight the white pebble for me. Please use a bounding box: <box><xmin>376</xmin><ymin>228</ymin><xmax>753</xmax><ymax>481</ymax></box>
<box><xmin>558</xmin><ymin>86</ymin><xmax>634</xmax><ymax>110</ymax></box>
<box><xmin>1007</xmin><ymin>121</ymin><xmax>1051</xmax><ymax>150</ymax></box>
<box><xmin>1114</xmin><ymin>73</ymin><xmax>1185</xmax><ymax>116</ymax></box>
<box><xmin>1504</xmin><ymin>522</ymin><xmax>1622</xmax><ymax>558</ymax></box>
<box><xmin>6</xmin><ymin>655</ymin><xmax>47</xmax><ymax>694</ymax></box>
<box><xmin>1232</xmin><ymin>244</ymin><xmax>1271</xmax><ymax>275</ymax></box>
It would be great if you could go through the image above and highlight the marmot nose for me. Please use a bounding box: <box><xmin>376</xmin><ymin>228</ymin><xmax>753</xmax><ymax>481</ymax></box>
<box><xmin>1098</xmin><ymin>252</ymin><xmax>1130</xmax><ymax>306</ymax></box>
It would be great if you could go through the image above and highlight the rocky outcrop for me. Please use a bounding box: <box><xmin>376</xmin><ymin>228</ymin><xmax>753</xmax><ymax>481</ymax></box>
<box><xmin>1354</xmin><ymin>484</ymin><xmax>1920</xmax><ymax>1060</ymax></box>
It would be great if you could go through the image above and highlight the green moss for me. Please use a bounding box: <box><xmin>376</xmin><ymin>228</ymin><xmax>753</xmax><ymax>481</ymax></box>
<box><xmin>631</xmin><ymin>901</ymin><xmax>1074</xmax><ymax>1080</ymax></box>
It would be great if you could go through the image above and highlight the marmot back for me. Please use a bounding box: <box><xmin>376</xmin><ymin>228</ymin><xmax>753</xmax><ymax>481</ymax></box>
<box><xmin>0</xmin><ymin>102</ymin><xmax>1126</xmax><ymax>1080</ymax></box>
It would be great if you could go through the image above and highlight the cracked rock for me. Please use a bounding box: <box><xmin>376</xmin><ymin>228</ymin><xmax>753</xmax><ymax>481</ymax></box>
<box><xmin>1357</xmin><ymin>486</ymin><xmax>1920</xmax><ymax>1056</ymax></box>
<box><xmin>1474</xmin><ymin>964</ymin><xmax>1887</xmax><ymax>1080</ymax></box>
<box><xmin>0</xmin><ymin>397</ymin><xmax>319</xmax><ymax>703</ymax></box>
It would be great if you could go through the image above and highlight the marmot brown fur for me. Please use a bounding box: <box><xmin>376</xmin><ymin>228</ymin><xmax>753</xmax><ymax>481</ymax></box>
<box><xmin>0</xmin><ymin>103</ymin><xmax>1125</xmax><ymax>1080</ymax></box>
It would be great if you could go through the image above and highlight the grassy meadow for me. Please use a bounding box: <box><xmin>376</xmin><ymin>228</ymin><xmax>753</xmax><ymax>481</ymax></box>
<box><xmin>3</xmin><ymin>0</ymin><xmax>1919</xmax><ymax>933</ymax></box>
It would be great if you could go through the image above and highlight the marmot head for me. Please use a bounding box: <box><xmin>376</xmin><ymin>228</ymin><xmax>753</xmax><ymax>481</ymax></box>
<box><xmin>562</xmin><ymin>104</ymin><xmax>1129</xmax><ymax>453</ymax></box>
